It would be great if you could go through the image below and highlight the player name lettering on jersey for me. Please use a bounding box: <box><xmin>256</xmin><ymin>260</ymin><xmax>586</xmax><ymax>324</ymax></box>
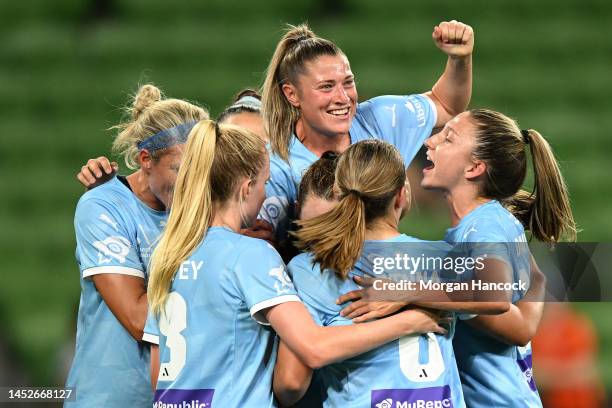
<box><xmin>177</xmin><ymin>260</ymin><xmax>203</xmax><ymax>280</ymax></box>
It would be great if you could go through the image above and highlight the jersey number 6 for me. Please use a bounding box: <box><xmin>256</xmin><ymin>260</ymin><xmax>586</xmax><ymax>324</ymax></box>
<box><xmin>399</xmin><ymin>333</ymin><xmax>445</xmax><ymax>382</ymax></box>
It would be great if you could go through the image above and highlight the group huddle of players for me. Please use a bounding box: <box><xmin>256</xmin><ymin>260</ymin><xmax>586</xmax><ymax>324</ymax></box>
<box><xmin>65</xmin><ymin>20</ymin><xmax>576</xmax><ymax>408</ymax></box>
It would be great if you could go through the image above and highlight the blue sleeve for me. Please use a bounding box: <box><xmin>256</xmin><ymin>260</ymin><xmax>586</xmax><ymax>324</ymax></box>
<box><xmin>461</xmin><ymin>219</ymin><xmax>532</xmax><ymax>301</ymax></box>
<box><xmin>258</xmin><ymin>156</ymin><xmax>296</xmax><ymax>242</ymax></box>
<box><xmin>74</xmin><ymin>197</ymin><xmax>144</xmax><ymax>279</ymax></box>
<box><xmin>142</xmin><ymin>310</ymin><xmax>160</xmax><ymax>345</ymax></box>
<box><xmin>356</xmin><ymin>94</ymin><xmax>437</xmax><ymax>165</ymax></box>
<box><xmin>288</xmin><ymin>257</ymin><xmax>338</xmax><ymax>327</ymax></box>
<box><xmin>233</xmin><ymin>240</ymin><xmax>301</xmax><ymax>325</ymax></box>
<box><xmin>461</xmin><ymin>219</ymin><xmax>511</xmax><ymax>260</ymax></box>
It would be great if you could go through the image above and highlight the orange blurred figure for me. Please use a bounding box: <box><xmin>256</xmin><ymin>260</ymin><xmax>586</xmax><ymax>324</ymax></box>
<box><xmin>532</xmin><ymin>303</ymin><xmax>606</xmax><ymax>407</ymax></box>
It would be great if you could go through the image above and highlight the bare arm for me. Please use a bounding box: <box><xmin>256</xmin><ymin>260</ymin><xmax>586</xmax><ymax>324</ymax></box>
<box><xmin>412</xmin><ymin>257</ymin><xmax>512</xmax><ymax>313</ymax></box>
<box><xmin>268</xmin><ymin>302</ymin><xmax>447</xmax><ymax>404</ymax></box>
<box><xmin>413</xmin><ymin>300</ymin><xmax>509</xmax><ymax>315</ymax></box>
<box><xmin>273</xmin><ymin>341</ymin><xmax>313</xmax><ymax>407</ymax></box>
<box><xmin>466</xmin><ymin>256</ymin><xmax>546</xmax><ymax>346</ymax></box>
<box><xmin>423</xmin><ymin>20</ymin><xmax>474</xmax><ymax>129</ymax></box>
<box><xmin>338</xmin><ymin>294</ymin><xmax>509</xmax><ymax>321</ymax></box>
<box><xmin>150</xmin><ymin>344</ymin><xmax>160</xmax><ymax>390</ymax></box>
<box><xmin>91</xmin><ymin>273</ymin><xmax>148</xmax><ymax>340</ymax></box>
<box><xmin>339</xmin><ymin>258</ymin><xmax>512</xmax><ymax>320</ymax></box>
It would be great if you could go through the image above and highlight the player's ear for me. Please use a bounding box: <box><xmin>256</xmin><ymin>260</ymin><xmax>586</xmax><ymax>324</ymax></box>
<box><xmin>239</xmin><ymin>177</ymin><xmax>252</xmax><ymax>201</ymax></box>
<box><xmin>281</xmin><ymin>83</ymin><xmax>300</xmax><ymax>108</ymax></box>
<box><xmin>138</xmin><ymin>149</ymin><xmax>153</xmax><ymax>171</ymax></box>
<box><xmin>395</xmin><ymin>185</ymin><xmax>407</xmax><ymax>209</ymax></box>
<box><xmin>465</xmin><ymin>159</ymin><xmax>486</xmax><ymax>180</ymax></box>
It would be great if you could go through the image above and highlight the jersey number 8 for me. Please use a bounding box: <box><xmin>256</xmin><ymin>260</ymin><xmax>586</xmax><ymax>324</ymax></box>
<box><xmin>158</xmin><ymin>292</ymin><xmax>187</xmax><ymax>382</ymax></box>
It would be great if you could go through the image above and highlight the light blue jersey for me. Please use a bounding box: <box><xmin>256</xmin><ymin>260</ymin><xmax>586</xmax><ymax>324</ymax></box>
<box><xmin>445</xmin><ymin>200</ymin><xmax>542</xmax><ymax>408</ymax></box>
<box><xmin>288</xmin><ymin>234</ymin><xmax>465</xmax><ymax>408</ymax></box>
<box><xmin>66</xmin><ymin>176</ymin><xmax>166</xmax><ymax>407</ymax></box>
<box><xmin>260</xmin><ymin>94</ymin><xmax>436</xmax><ymax>241</ymax></box>
<box><xmin>143</xmin><ymin>227</ymin><xmax>301</xmax><ymax>408</ymax></box>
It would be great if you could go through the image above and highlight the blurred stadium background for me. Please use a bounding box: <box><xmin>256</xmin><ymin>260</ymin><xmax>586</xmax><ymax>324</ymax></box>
<box><xmin>1</xmin><ymin>0</ymin><xmax>610</xmax><ymax>405</ymax></box>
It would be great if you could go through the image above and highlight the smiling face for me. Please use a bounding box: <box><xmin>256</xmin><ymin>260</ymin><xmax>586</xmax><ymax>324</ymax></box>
<box><xmin>421</xmin><ymin>111</ymin><xmax>479</xmax><ymax>192</ymax></box>
<box><xmin>284</xmin><ymin>54</ymin><xmax>357</xmax><ymax>139</ymax></box>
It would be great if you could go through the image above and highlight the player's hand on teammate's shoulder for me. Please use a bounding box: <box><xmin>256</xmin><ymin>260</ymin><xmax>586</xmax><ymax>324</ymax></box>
<box><xmin>432</xmin><ymin>20</ymin><xmax>474</xmax><ymax>58</ymax></box>
<box><xmin>240</xmin><ymin>219</ymin><xmax>276</xmax><ymax>246</ymax></box>
<box><xmin>336</xmin><ymin>275</ymin><xmax>409</xmax><ymax>323</ymax></box>
<box><xmin>401</xmin><ymin>308</ymin><xmax>450</xmax><ymax>336</ymax></box>
<box><xmin>76</xmin><ymin>156</ymin><xmax>119</xmax><ymax>190</ymax></box>
<box><xmin>337</xmin><ymin>278</ymin><xmax>449</xmax><ymax>334</ymax></box>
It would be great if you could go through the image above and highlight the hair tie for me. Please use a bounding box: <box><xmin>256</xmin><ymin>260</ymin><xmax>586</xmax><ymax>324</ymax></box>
<box><xmin>295</xmin><ymin>34</ymin><xmax>310</xmax><ymax>43</ymax></box>
<box><xmin>521</xmin><ymin>129</ymin><xmax>530</xmax><ymax>145</ymax></box>
<box><xmin>346</xmin><ymin>189</ymin><xmax>364</xmax><ymax>200</ymax></box>
<box><xmin>214</xmin><ymin>121</ymin><xmax>221</xmax><ymax>139</ymax></box>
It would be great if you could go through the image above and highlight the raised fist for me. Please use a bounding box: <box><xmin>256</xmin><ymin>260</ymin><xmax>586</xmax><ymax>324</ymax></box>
<box><xmin>433</xmin><ymin>20</ymin><xmax>474</xmax><ymax>58</ymax></box>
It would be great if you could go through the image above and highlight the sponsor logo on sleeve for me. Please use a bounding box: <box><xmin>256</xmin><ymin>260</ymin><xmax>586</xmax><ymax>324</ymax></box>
<box><xmin>269</xmin><ymin>265</ymin><xmax>295</xmax><ymax>295</ymax></box>
<box><xmin>99</xmin><ymin>213</ymin><xmax>119</xmax><ymax>232</ymax></box>
<box><xmin>93</xmin><ymin>236</ymin><xmax>131</xmax><ymax>264</ymax></box>
<box><xmin>462</xmin><ymin>225</ymin><xmax>478</xmax><ymax>240</ymax></box>
<box><xmin>405</xmin><ymin>96</ymin><xmax>426</xmax><ymax>128</ymax></box>
<box><xmin>372</xmin><ymin>386</ymin><xmax>453</xmax><ymax>408</ymax></box>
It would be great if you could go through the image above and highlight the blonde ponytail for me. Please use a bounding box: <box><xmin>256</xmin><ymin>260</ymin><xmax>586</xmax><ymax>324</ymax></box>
<box><xmin>296</xmin><ymin>193</ymin><xmax>366</xmax><ymax>279</ymax></box>
<box><xmin>295</xmin><ymin>140</ymin><xmax>405</xmax><ymax>278</ymax></box>
<box><xmin>148</xmin><ymin>121</ymin><xmax>217</xmax><ymax>315</ymax></box>
<box><xmin>148</xmin><ymin>121</ymin><xmax>266</xmax><ymax>315</ymax></box>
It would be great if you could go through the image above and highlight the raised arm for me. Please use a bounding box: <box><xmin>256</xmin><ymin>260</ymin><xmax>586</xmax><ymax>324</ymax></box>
<box><xmin>423</xmin><ymin>20</ymin><xmax>474</xmax><ymax>129</ymax></box>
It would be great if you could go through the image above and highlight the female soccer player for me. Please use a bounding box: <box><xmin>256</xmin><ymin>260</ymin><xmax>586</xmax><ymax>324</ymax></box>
<box><xmin>77</xmin><ymin>89</ymin><xmax>265</xmax><ymax>187</ymax></box>
<box><xmin>65</xmin><ymin>84</ymin><xmax>209</xmax><ymax>406</ymax></box>
<box><xmin>143</xmin><ymin>121</ymin><xmax>448</xmax><ymax>407</ymax></box>
<box><xmin>217</xmin><ymin>88</ymin><xmax>267</xmax><ymax>142</ymax></box>
<box><xmin>76</xmin><ymin>88</ymin><xmax>276</xmax><ymax>244</ymax></box>
<box><xmin>277</xmin><ymin>140</ymin><xmax>509</xmax><ymax>407</ymax></box>
<box><xmin>259</xmin><ymin>21</ymin><xmax>474</xmax><ymax>244</ymax></box>
<box><xmin>419</xmin><ymin>109</ymin><xmax>576</xmax><ymax>407</ymax></box>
